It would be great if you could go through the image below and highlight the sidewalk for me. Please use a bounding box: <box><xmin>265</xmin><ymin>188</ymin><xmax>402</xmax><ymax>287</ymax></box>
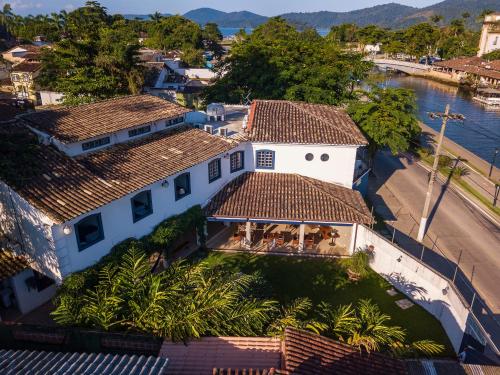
<box><xmin>418</xmin><ymin>123</ymin><xmax>499</xmax><ymax>219</ymax></box>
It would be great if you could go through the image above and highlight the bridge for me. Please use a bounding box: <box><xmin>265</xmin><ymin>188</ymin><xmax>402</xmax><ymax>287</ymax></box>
<box><xmin>370</xmin><ymin>58</ymin><xmax>432</xmax><ymax>75</ymax></box>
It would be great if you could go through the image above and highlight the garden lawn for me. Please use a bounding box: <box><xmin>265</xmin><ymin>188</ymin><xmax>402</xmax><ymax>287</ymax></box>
<box><xmin>199</xmin><ymin>251</ymin><xmax>455</xmax><ymax>357</ymax></box>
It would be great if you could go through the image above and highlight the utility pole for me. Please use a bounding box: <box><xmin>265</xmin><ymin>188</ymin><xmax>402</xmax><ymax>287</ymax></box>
<box><xmin>417</xmin><ymin>105</ymin><xmax>464</xmax><ymax>242</ymax></box>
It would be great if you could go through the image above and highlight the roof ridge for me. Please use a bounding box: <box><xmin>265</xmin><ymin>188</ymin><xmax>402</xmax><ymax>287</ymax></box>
<box><xmin>288</xmin><ymin>101</ymin><xmax>361</xmax><ymax>144</ymax></box>
<box><xmin>295</xmin><ymin>174</ymin><xmax>371</xmax><ymax>221</ymax></box>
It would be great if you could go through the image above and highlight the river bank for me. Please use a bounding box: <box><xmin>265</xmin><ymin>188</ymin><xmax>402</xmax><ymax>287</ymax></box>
<box><xmin>384</xmin><ymin>75</ymin><xmax>500</xmax><ymax>169</ymax></box>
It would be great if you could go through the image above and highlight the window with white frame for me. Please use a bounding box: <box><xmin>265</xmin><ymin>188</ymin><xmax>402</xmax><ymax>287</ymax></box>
<box><xmin>230</xmin><ymin>151</ymin><xmax>244</xmax><ymax>173</ymax></box>
<box><xmin>208</xmin><ymin>158</ymin><xmax>221</xmax><ymax>183</ymax></box>
<box><xmin>255</xmin><ymin>150</ymin><xmax>275</xmax><ymax>169</ymax></box>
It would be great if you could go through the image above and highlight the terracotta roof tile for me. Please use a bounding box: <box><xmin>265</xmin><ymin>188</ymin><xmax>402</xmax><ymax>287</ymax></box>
<box><xmin>0</xmin><ymin>249</ymin><xmax>29</xmax><ymax>281</ymax></box>
<box><xmin>22</xmin><ymin>94</ymin><xmax>191</xmax><ymax>143</ymax></box>
<box><xmin>282</xmin><ymin>328</ymin><xmax>406</xmax><ymax>375</ymax></box>
<box><xmin>434</xmin><ymin>57</ymin><xmax>500</xmax><ymax>80</ymax></box>
<box><xmin>12</xmin><ymin>62</ymin><xmax>42</xmax><ymax>73</ymax></box>
<box><xmin>0</xmin><ymin>124</ymin><xmax>236</xmax><ymax>223</ymax></box>
<box><xmin>159</xmin><ymin>337</ymin><xmax>282</xmax><ymax>374</ymax></box>
<box><xmin>204</xmin><ymin>172</ymin><xmax>372</xmax><ymax>224</ymax></box>
<box><xmin>247</xmin><ymin>100</ymin><xmax>367</xmax><ymax>146</ymax></box>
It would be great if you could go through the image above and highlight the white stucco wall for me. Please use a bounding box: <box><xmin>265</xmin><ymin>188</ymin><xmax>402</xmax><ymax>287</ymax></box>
<box><xmin>10</xmin><ymin>269</ymin><xmax>57</xmax><ymax>314</ymax></box>
<box><xmin>39</xmin><ymin>91</ymin><xmax>64</xmax><ymax>106</ymax></box>
<box><xmin>0</xmin><ymin>181</ymin><xmax>62</xmax><ymax>282</ymax></box>
<box><xmin>354</xmin><ymin>225</ymin><xmax>470</xmax><ymax>353</ymax></box>
<box><xmin>28</xmin><ymin>118</ymin><xmax>189</xmax><ymax>158</ymax></box>
<box><xmin>51</xmin><ymin>145</ymin><xmax>247</xmax><ymax>277</ymax></box>
<box><xmin>248</xmin><ymin>143</ymin><xmax>358</xmax><ymax>187</ymax></box>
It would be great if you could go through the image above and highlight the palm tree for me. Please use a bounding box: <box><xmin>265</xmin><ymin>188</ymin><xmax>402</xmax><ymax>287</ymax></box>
<box><xmin>149</xmin><ymin>11</ymin><xmax>163</xmax><ymax>23</ymax></box>
<box><xmin>430</xmin><ymin>14</ymin><xmax>443</xmax><ymax>26</ymax></box>
<box><xmin>51</xmin><ymin>247</ymin><xmax>278</xmax><ymax>342</ymax></box>
<box><xmin>316</xmin><ymin>299</ymin><xmax>444</xmax><ymax>356</ymax></box>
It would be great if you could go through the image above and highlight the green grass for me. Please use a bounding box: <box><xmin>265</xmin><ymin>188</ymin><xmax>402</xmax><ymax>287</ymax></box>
<box><xmin>198</xmin><ymin>251</ymin><xmax>455</xmax><ymax>357</ymax></box>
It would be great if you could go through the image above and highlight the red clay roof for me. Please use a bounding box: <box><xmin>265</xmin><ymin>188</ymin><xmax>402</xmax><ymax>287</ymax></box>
<box><xmin>0</xmin><ymin>124</ymin><xmax>236</xmax><ymax>223</ymax></box>
<box><xmin>204</xmin><ymin>172</ymin><xmax>372</xmax><ymax>224</ymax></box>
<box><xmin>12</xmin><ymin>62</ymin><xmax>42</xmax><ymax>73</ymax></box>
<box><xmin>160</xmin><ymin>337</ymin><xmax>282</xmax><ymax>374</ymax></box>
<box><xmin>434</xmin><ymin>57</ymin><xmax>500</xmax><ymax>80</ymax></box>
<box><xmin>0</xmin><ymin>249</ymin><xmax>29</xmax><ymax>282</ymax></box>
<box><xmin>282</xmin><ymin>328</ymin><xmax>406</xmax><ymax>375</ymax></box>
<box><xmin>22</xmin><ymin>94</ymin><xmax>191</xmax><ymax>143</ymax></box>
<box><xmin>247</xmin><ymin>100</ymin><xmax>367</xmax><ymax>146</ymax></box>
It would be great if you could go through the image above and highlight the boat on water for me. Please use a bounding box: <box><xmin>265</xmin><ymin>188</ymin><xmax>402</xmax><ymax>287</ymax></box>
<box><xmin>473</xmin><ymin>88</ymin><xmax>500</xmax><ymax>110</ymax></box>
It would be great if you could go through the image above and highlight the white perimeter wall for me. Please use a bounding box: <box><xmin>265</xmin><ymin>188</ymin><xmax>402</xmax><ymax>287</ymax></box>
<box><xmin>248</xmin><ymin>143</ymin><xmax>357</xmax><ymax>187</ymax></box>
<box><xmin>354</xmin><ymin>225</ymin><xmax>469</xmax><ymax>353</ymax></box>
<box><xmin>0</xmin><ymin>181</ymin><xmax>62</xmax><ymax>282</ymax></box>
<box><xmin>51</xmin><ymin>145</ymin><xmax>247</xmax><ymax>278</ymax></box>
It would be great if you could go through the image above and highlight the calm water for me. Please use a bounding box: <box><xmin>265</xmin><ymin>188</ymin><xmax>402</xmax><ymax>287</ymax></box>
<box><xmin>384</xmin><ymin>75</ymin><xmax>500</xmax><ymax>167</ymax></box>
<box><xmin>220</xmin><ymin>27</ymin><xmax>330</xmax><ymax>37</ymax></box>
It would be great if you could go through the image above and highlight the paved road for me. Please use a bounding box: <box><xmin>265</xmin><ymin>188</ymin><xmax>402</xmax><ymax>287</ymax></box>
<box><xmin>370</xmin><ymin>150</ymin><xmax>500</xmax><ymax>315</ymax></box>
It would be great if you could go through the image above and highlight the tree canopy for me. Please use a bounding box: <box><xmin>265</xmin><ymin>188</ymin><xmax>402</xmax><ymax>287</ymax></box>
<box><xmin>203</xmin><ymin>18</ymin><xmax>372</xmax><ymax>105</ymax></box>
<box><xmin>37</xmin><ymin>3</ymin><xmax>143</xmax><ymax>105</ymax></box>
<box><xmin>348</xmin><ymin>87</ymin><xmax>420</xmax><ymax>156</ymax></box>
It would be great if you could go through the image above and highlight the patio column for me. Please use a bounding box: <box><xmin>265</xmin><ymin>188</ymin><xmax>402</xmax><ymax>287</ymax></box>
<box><xmin>245</xmin><ymin>221</ymin><xmax>252</xmax><ymax>249</ymax></box>
<box><xmin>298</xmin><ymin>224</ymin><xmax>305</xmax><ymax>252</ymax></box>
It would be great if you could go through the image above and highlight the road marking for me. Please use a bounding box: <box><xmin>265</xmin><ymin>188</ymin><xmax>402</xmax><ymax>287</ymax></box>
<box><xmin>415</xmin><ymin>160</ymin><xmax>500</xmax><ymax>226</ymax></box>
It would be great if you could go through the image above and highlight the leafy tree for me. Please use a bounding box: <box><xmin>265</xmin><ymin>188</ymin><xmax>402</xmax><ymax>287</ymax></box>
<box><xmin>327</xmin><ymin>23</ymin><xmax>358</xmax><ymax>44</ymax></box>
<box><xmin>403</xmin><ymin>23</ymin><xmax>439</xmax><ymax>60</ymax></box>
<box><xmin>146</xmin><ymin>15</ymin><xmax>203</xmax><ymax>52</ymax></box>
<box><xmin>348</xmin><ymin>87</ymin><xmax>420</xmax><ymax>156</ymax></box>
<box><xmin>38</xmin><ymin>4</ymin><xmax>143</xmax><ymax>105</ymax></box>
<box><xmin>316</xmin><ymin>299</ymin><xmax>444</xmax><ymax>356</ymax></box>
<box><xmin>204</xmin><ymin>18</ymin><xmax>371</xmax><ymax>105</ymax></box>
<box><xmin>149</xmin><ymin>11</ymin><xmax>163</xmax><ymax>23</ymax></box>
<box><xmin>203</xmin><ymin>22</ymin><xmax>224</xmax><ymax>57</ymax></box>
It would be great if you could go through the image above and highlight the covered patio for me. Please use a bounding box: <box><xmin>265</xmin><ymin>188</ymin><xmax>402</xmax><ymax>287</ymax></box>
<box><xmin>206</xmin><ymin>221</ymin><xmax>353</xmax><ymax>256</ymax></box>
<box><xmin>204</xmin><ymin>172</ymin><xmax>373</xmax><ymax>257</ymax></box>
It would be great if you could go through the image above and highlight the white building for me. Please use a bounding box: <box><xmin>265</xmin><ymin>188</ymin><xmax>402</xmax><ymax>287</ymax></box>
<box><xmin>0</xmin><ymin>95</ymin><xmax>371</xmax><ymax>315</ymax></box>
<box><xmin>478</xmin><ymin>13</ymin><xmax>500</xmax><ymax>57</ymax></box>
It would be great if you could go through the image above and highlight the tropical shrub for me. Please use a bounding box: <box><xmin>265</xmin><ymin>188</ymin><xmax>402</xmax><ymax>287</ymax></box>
<box><xmin>316</xmin><ymin>299</ymin><xmax>444</xmax><ymax>357</ymax></box>
<box><xmin>52</xmin><ymin>246</ymin><xmax>278</xmax><ymax>341</ymax></box>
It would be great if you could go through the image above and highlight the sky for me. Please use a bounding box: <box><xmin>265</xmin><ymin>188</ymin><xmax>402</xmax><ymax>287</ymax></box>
<box><xmin>2</xmin><ymin>0</ymin><xmax>442</xmax><ymax>17</ymax></box>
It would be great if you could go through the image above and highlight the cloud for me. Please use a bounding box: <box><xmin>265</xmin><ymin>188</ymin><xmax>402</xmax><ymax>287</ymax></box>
<box><xmin>1</xmin><ymin>0</ymin><xmax>43</xmax><ymax>11</ymax></box>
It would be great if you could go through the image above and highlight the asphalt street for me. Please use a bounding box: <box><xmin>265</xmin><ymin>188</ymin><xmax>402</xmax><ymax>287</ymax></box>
<box><xmin>371</xmin><ymin>150</ymin><xmax>500</xmax><ymax>315</ymax></box>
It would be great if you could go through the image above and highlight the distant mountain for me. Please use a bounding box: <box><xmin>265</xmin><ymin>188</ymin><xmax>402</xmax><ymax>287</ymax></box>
<box><xmin>183</xmin><ymin>8</ymin><xmax>267</xmax><ymax>27</ymax></box>
<box><xmin>280</xmin><ymin>3</ymin><xmax>417</xmax><ymax>29</ymax></box>
<box><xmin>396</xmin><ymin>0</ymin><xmax>500</xmax><ymax>28</ymax></box>
<box><xmin>124</xmin><ymin>0</ymin><xmax>499</xmax><ymax>29</ymax></box>
<box><xmin>124</xmin><ymin>13</ymin><xmax>170</xmax><ymax>20</ymax></box>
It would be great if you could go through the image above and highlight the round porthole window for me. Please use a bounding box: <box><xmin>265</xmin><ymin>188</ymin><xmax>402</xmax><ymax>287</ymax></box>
<box><xmin>321</xmin><ymin>153</ymin><xmax>329</xmax><ymax>162</ymax></box>
<box><xmin>305</xmin><ymin>153</ymin><xmax>314</xmax><ymax>161</ymax></box>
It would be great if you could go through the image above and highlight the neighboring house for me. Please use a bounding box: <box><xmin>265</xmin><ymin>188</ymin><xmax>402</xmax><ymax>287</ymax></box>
<box><xmin>0</xmin><ymin>348</ymin><xmax>168</xmax><ymax>374</ymax></box>
<box><xmin>10</xmin><ymin>62</ymin><xmax>42</xmax><ymax>102</ymax></box>
<box><xmin>364</xmin><ymin>43</ymin><xmax>382</xmax><ymax>54</ymax></box>
<box><xmin>1</xmin><ymin>44</ymin><xmax>44</xmax><ymax>64</ymax></box>
<box><xmin>0</xmin><ymin>95</ymin><xmax>371</xmax><ymax>302</ymax></box>
<box><xmin>0</xmin><ymin>249</ymin><xmax>56</xmax><ymax>317</ymax></box>
<box><xmin>478</xmin><ymin>13</ymin><xmax>500</xmax><ymax>57</ymax></box>
<box><xmin>433</xmin><ymin>57</ymin><xmax>500</xmax><ymax>87</ymax></box>
<box><xmin>161</xmin><ymin>327</ymin><xmax>406</xmax><ymax>374</ymax></box>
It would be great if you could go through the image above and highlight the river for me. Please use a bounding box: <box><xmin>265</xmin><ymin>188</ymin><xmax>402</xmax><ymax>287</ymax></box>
<box><xmin>384</xmin><ymin>75</ymin><xmax>500</xmax><ymax>168</ymax></box>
